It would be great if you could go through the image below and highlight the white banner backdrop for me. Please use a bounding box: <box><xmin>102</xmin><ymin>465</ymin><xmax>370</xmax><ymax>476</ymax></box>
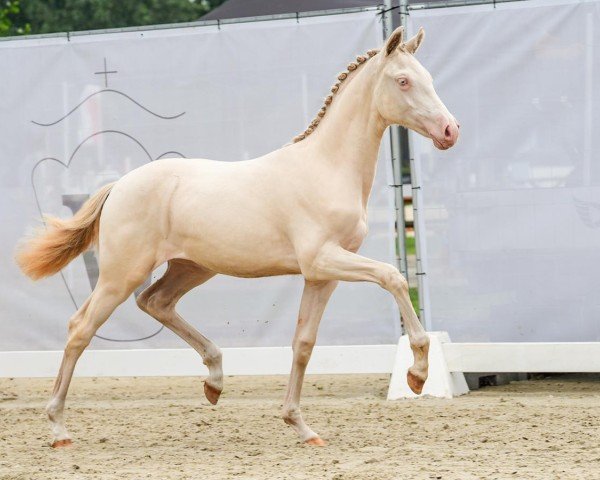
<box><xmin>0</xmin><ymin>10</ymin><xmax>400</xmax><ymax>352</ymax></box>
<box><xmin>409</xmin><ymin>0</ymin><xmax>600</xmax><ymax>342</ymax></box>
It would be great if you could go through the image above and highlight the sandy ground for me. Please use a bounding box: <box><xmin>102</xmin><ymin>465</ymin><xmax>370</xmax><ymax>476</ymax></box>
<box><xmin>0</xmin><ymin>374</ymin><xmax>599</xmax><ymax>480</ymax></box>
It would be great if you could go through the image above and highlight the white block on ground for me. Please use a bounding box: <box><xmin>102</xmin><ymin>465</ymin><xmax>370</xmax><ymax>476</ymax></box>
<box><xmin>387</xmin><ymin>331</ymin><xmax>469</xmax><ymax>400</ymax></box>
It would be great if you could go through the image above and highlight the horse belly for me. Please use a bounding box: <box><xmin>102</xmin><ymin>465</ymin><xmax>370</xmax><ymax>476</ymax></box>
<box><xmin>171</xmin><ymin>207</ymin><xmax>300</xmax><ymax>278</ymax></box>
<box><xmin>182</xmin><ymin>233</ymin><xmax>300</xmax><ymax>277</ymax></box>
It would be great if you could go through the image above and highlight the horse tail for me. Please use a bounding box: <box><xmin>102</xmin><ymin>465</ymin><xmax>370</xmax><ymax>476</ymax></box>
<box><xmin>16</xmin><ymin>182</ymin><xmax>116</xmax><ymax>280</ymax></box>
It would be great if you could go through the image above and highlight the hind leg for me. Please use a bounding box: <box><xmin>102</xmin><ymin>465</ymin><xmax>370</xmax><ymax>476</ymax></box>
<box><xmin>46</xmin><ymin>271</ymin><xmax>147</xmax><ymax>447</ymax></box>
<box><xmin>136</xmin><ymin>259</ymin><xmax>223</xmax><ymax>404</ymax></box>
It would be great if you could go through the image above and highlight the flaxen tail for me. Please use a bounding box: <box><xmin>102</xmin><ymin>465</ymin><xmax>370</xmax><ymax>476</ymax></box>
<box><xmin>16</xmin><ymin>182</ymin><xmax>116</xmax><ymax>280</ymax></box>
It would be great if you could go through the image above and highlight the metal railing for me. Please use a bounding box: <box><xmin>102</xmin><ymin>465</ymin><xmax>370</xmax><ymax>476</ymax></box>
<box><xmin>0</xmin><ymin>6</ymin><xmax>381</xmax><ymax>42</ymax></box>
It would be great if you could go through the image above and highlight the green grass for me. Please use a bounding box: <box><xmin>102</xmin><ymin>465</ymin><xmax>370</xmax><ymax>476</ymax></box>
<box><xmin>405</xmin><ymin>235</ymin><xmax>416</xmax><ymax>256</ymax></box>
<box><xmin>394</xmin><ymin>235</ymin><xmax>416</xmax><ymax>257</ymax></box>
<box><xmin>409</xmin><ymin>286</ymin><xmax>419</xmax><ymax>314</ymax></box>
<box><xmin>394</xmin><ymin>234</ymin><xmax>419</xmax><ymax>314</ymax></box>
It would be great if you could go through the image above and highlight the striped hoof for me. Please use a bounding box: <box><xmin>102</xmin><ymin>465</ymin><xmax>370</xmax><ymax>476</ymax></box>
<box><xmin>407</xmin><ymin>369</ymin><xmax>426</xmax><ymax>395</ymax></box>
<box><xmin>305</xmin><ymin>437</ymin><xmax>326</xmax><ymax>446</ymax></box>
<box><xmin>204</xmin><ymin>381</ymin><xmax>222</xmax><ymax>405</ymax></box>
<box><xmin>51</xmin><ymin>438</ymin><xmax>73</xmax><ymax>448</ymax></box>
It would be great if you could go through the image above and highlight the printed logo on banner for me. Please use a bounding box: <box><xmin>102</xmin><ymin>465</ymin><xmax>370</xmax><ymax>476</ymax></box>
<box><xmin>30</xmin><ymin>57</ymin><xmax>186</xmax><ymax>342</ymax></box>
<box><xmin>573</xmin><ymin>198</ymin><xmax>600</xmax><ymax>229</ymax></box>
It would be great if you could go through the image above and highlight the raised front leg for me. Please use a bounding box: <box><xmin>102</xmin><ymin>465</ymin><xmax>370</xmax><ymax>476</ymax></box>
<box><xmin>283</xmin><ymin>280</ymin><xmax>337</xmax><ymax>445</ymax></box>
<box><xmin>301</xmin><ymin>245</ymin><xmax>429</xmax><ymax>394</ymax></box>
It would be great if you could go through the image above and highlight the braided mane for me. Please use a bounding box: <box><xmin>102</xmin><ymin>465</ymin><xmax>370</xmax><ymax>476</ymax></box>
<box><xmin>292</xmin><ymin>48</ymin><xmax>380</xmax><ymax>143</ymax></box>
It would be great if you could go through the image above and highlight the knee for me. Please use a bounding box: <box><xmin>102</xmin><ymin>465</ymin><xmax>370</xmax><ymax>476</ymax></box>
<box><xmin>66</xmin><ymin>326</ymin><xmax>93</xmax><ymax>352</ymax></box>
<box><xmin>412</xmin><ymin>333</ymin><xmax>430</xmax><ymax>349</ymax></box>
<box><xmin>293</xmin><ymin>339</ymin><xmax>315</xmax><ymax>367</ymax></box>
<box><xmin>381</xmin><ymin>266</ymin><xmax>409</xmax><ymax>295</ymax></box>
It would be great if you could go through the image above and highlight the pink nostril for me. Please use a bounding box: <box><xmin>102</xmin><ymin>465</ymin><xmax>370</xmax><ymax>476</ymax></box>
<box><xmin>444</xmin><ymin>125</ymin><xmax>452</xmax><ymax>140</ymax></box>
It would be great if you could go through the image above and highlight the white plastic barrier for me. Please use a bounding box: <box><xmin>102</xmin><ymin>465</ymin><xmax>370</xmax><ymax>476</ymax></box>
<box><xmin>387</xmin><ymin>333</ymin><xmax>600</xmax><ymax>399</ymax></box>
<box><xmin>388</xmin><ymin>332</ymin><xmax>469</xmax><ymax>400</ymax></box>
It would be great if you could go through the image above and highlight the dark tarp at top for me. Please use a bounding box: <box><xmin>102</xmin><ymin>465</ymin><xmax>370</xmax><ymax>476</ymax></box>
<box><xmin>201</xmin><ymin>0</ymin><xmax>438</xmax><ymax>21</ymax></box>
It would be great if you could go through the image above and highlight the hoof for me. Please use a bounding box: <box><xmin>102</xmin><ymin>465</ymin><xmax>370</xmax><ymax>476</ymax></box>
<box><xmin>305</xmin><ymin>437</ymin><xmax>326</xmax><ymax>446</ymax></box>
<box><xmin>204</xmin><ymin>382</ymin><xmax>222</xmax><ymax>405</ymax></box>
<box><xmin>407</xmin><ymin>370</ymin><xmax>426</xmax><ymax>395</ymax></box>
<box><xmin>51</xmin><ymin>438</ymin><xmax>73</xmax><ymax>448</ymax></box>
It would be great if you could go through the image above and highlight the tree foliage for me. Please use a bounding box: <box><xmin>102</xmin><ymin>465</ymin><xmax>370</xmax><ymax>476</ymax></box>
<box><xmin>0</xmin><ymin>1</ymin><xmax>30</xmax><ymax>36</ymax></box>
<box><xmin>2</xmin><ymin>0</ymin><xmax>225</xmax><ymax>37</ymax></box>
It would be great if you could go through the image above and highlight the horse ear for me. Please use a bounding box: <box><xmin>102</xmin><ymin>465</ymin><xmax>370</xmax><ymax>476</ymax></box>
<box><xmin>405</xmin><ymin>27</ymin><xmax>425</xmax><ymax>54</ymax></box>
<box><xmin>385</xmin><ymin>26</ymin><xmax>404</xmax><ymax>56</ymax></box>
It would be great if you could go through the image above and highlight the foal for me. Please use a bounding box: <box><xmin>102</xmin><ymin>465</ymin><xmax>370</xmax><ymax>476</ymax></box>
<box><xmin>17</xmin><ymin>26</ymin><xmax>458</xmax><ymax>447</ymax></box>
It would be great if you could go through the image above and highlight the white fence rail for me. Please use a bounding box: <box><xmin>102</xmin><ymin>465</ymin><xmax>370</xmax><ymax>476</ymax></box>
<box><xmin>0</xmin><ymin>346</ymin><xmax>397</xmax><ymax>378</ymax></box>
<box><xmin>444</xmin><ymin>342</ymin><xmax>600</xmax><ymax>373</ymax></box>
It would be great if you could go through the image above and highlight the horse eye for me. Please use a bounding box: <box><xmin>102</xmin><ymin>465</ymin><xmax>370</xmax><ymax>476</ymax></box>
<box><xmin>398</xmin><ymin>78</ymin><xmax>408</xmax><ymax>87</ymax></box>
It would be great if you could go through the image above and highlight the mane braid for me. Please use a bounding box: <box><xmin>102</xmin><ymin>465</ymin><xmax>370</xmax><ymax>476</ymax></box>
<box><xmin>292</xmin><ymin>49</ymin><xmax>379</xmax><ymax>143</ymax></box>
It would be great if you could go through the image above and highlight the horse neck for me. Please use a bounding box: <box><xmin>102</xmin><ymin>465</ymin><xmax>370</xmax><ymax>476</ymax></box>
<box><xmin>305</xmin><ymin>58</ymin><xmax>388</xmax><ymax>204</ymax></box>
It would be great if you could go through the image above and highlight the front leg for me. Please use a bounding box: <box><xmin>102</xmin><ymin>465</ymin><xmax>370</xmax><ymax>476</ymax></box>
<box><xmin>283</xmin><ymin>280</ymin><xmax>338</xmax><ymax>445</ymax></box>
<box><xmin>301</xmin><ymin>244</ymin><xmax>429</xmax><ymax>394</ymax></box>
